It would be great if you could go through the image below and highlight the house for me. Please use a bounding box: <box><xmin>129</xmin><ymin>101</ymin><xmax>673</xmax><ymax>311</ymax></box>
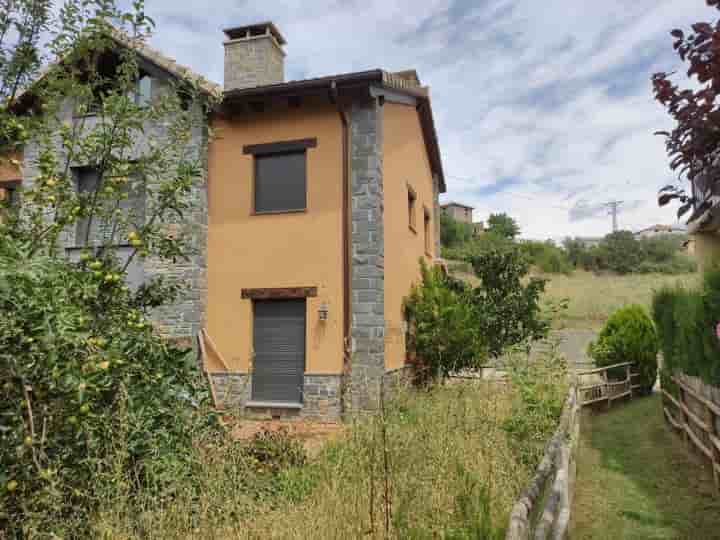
<box><xmin>441</xmin><ymin>201</ymin><xmax>473</xmax><ymax>224</ymax></box>
<box><xmin>204</xmin><ymin>22</ymin><xmax>445</xmax><ymax>417</ymax></box>
<box><xmin>1</xmin><ymin>28</ymin><xmax>217</xmax><ymax>345</ymax></box>
<box><xmin>3</xmin><ymin>22</ymin><xmax>447</xmax><ymax>419</ymax></box>
<box><xmin>634</xmin><ymin>224</ymin><xmax>686</xmax><ymax>238</ymax></box>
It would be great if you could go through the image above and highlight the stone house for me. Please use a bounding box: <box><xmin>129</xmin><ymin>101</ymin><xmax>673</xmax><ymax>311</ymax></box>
<box><xmin>440</xmin><ymin>201</ymin><xmax>474</xmax><ymax>224</ymax></box>
<box><xmin>1</xmin><ymin>21</ymin><xmax>447</xmax><ymax>421</ymax></box>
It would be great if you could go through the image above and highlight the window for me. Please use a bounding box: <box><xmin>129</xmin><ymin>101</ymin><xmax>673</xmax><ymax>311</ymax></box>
<box><xmin>424</xmin><ymin>207</ymin><xmax>432</xmax><ymax>255</ymax></box>
<box><xmin>244</xmin><ymin>138</ymin><xmax>316</xmax><ymax>214</ymax></box>
<box><xmin>76</xmin><ymin>168</ymin><xmax>100</xmax><ymax>245</ymax></box>
<box><xmin>408</xmin><ymin>185</ymin><xmax>417</xmax><ymax>232</ymax></box>
<box><xmin>74</xmin><ymin>167</ymin><xmax>145</xmax><ymax>246</ymax></box>
<box><xmin>0</xmin><ymin>181</ymin><xmax>19</xmax><ymax>209</ymax></box>
<box><xmin>133</xmin><ymin>75</ymin><xmax>153</xmax><ymax>106</ymax></box>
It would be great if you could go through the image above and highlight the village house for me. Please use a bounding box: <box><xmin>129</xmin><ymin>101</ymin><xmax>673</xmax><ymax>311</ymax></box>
<box><xmin>204</xmin><ymin>23</ymin><xmax>445</xmax><ymax>417</ymax></box>
<box><xmin>440</xmin><ymin>200</ymin><xmax>483</xmax><ymax>236</ymax></box>
<box><xmin>1</xmin><ymin>22</ymin><xmax>447</xmax><ymax>420</ymax></box>
<box><xmin>440</xmin><ymin>201</ymin><xmax>473</xmax><ymax>223</ymax></box>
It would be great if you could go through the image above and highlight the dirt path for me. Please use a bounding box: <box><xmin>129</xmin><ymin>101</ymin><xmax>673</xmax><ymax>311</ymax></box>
<box><xmin>570</xmin><ymin>395</ymin><xmax>720</xmax><ymax>539</ymax></box>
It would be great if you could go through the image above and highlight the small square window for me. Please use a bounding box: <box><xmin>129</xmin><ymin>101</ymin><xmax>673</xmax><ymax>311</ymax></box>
<box><xmin>408</xmin><ymin>186</ymin><xmax>417</xmax><ymax>232</ymax></box>
<box><xmin>254</xmin><ymin>151</ymin><xmax>307</xmax><ymax>213</ymax></box>
<box><xmin>0</xmin><ymin>181</ymin><xmax>19</xmax><ymax>210</ymax></box>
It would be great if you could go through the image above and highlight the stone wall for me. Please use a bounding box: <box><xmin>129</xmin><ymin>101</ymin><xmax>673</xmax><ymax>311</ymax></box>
<box><xmin>209</xmin><ymin>372</ymin><xmax>342</xmax><ymax>420</ymax></box>
<box><xmin>223</xmin><ymin>36</ymin><xmax>285</xmax><ymax>91</ymax></box>
<box><xmin>20</xmin><ymin>75</ymin><xmax>209</xmax><ymax>345</ymax></box>
<box><xmin>347</xmin><ymin>98</ymin><xmax>385</xmax><ymax>413</ymax></box>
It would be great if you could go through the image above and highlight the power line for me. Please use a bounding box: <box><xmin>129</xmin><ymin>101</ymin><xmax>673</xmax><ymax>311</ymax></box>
<box><xmin>602</xmin><ymin>200</ymin><xmax>624</xmax><ymax>232</ymax></box>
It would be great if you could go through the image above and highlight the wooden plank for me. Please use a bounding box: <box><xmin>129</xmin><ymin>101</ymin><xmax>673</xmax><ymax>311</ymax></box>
<box><xmin>241</xmin><ymin>286</ymin><xmax>318</xmax><ymax>300</ymax></box>
<box><xmin>607</xmin><ymin>379</ymin><xmax>631</xmax><ymax>387</ymax></box>
<box><xmin>664</xmin><ymin>406</ymin><xmax>684</xmax><ymax>430</ymax></box>
<box><xmin>581</xmin><ymin>395</ymin><xmax>612</xmax><ymax>406</ymax></box>
<box><xmin>662</xmin><ymin>389</ymin><xmax>683</xmax><ymax>411</ymax></box>
<box><xmin>198</xmin><ymin>331</ymin><xmax>220</xmax><ymax>408</ymax></box>
<box><xmin>577</xmin><ymin>362</ymin><xmax>634</xmax><ymax>376</ymax></box>
<box><xmin>710</xmin><ymin>433</ymin><xmax>720</xmax><ymax>454</ymax></box>
<box><xmin>609</xmin><ymin>390</ymin><xmax>631</xmax><ymax>401</ymax></box>
<box><xmin>685</xmin><ymin>423</ymin><xmax>714</xmax><ymax>461</ymax></box>
<box><xmin>579</xmin><ymin>384</ymin><xmax>605</xmax><ymax>392</ymax></box>
<box><xmin>202</xmin><ymin>329</ymin><xmax>231</xmax><ymax>371</ymax></box>
<box><xmin>672</xmin><ymin>376</ymin><xmax>720</xmax><ymax>417</ymax></box>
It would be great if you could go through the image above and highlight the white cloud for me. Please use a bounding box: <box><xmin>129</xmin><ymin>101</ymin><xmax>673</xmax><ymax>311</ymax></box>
<box><xmin>134</xmin><ymin>0</ymin><xmax>714</xmax><ymax>239</ymax></box>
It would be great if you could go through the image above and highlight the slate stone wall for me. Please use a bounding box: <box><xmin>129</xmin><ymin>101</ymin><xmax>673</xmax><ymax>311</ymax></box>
<box><xmin>347</xmin><ymin>98</ymin><xmax>385</xmax><ymax>412</ymax></box>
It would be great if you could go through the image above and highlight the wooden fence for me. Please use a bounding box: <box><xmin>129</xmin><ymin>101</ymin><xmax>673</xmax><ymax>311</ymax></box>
<box><xmin>576</xmin><ymin>362</ymin><xmax>642</xmax><ymax>408</ymax></box>
<box><xmin>662</xmin><ymin>375</ymin><xmax>720</xmax><ymax>491</ymax></box>
<box><xmin>506</xmin><ymin>388</ymin><xmax>580</xmax><ymax>540</ymax></box>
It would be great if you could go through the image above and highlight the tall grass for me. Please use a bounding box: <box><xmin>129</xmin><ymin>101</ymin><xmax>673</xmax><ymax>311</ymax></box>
<box><xmin>541</xmin><ymin>271</ymin><xmax>698</xmax><ymax>329</ymax></box>
<box><xmin>90</xmin><ymin>354</ymin><xmax>567</xmax><ymax>540</ymax></box>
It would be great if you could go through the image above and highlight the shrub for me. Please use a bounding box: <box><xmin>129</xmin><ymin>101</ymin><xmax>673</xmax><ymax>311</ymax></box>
<box><xmin>469</xmin><ymin>248</ymin><xmax>549</xmax><ymax>357</ymax></box>
<box><xmin>520</xmin><ymin>240</ymin><xmax>572</xmax><ymax>274</ymax></box>
<box><xmin>652</xmin><ymin>271</ymin><xmax>720</xmax><ymax>386</ymax></box>
<box><xmin>588</xmin><ymin>304</ymin><xmax>658</xmax><ymax>392</ymax></box>
<box><xmin>441</xmin><ymin>214</ymin><xmax>474</xmax><ymax>248</ymax></box>
<box><xmin>403</xmin><ymin>261</ymin><xmax>485</xmax><ymax>380</ymax></box>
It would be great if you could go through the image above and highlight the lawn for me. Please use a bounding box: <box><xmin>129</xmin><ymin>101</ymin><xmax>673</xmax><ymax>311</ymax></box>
<box><xmin>541</xmin><ymin>271</ymin><xmax>698</xmax><ymax>330</ymax></box>
<box><xmin>570</xmin><ymin>395</ymin><xmax>720</xmax><ymax>540</ymax></box>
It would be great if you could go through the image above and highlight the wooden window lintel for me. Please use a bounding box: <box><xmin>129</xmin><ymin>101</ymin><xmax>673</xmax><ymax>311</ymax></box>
<box><xmin>241</xmin><ymin>286</ymin><xmax>318</xmax><ymax>300</ymax></box>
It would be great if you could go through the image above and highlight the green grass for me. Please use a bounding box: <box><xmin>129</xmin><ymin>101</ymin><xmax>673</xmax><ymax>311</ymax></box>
<box><xmin>570</xmin><ymin>395</ymin><xmax>720</xmax><ymax>540</ymax></box>
<box><xmin>541</xmin><ymin>271</ymin><xmax>698</xmax><ymax>330</ymax></box>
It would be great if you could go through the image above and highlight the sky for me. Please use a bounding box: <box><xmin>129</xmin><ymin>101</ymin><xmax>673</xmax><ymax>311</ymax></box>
<box><xmin>134</xmin><ymin>0</ymin><xmax>712</xmax><ymax>240</ymax></box>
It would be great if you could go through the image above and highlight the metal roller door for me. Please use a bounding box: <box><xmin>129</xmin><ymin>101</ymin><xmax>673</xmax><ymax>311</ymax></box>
<box><xmin>252</xmin><ymin>299</ymin><xmax>305</xmax><ymax>403</ymax></box>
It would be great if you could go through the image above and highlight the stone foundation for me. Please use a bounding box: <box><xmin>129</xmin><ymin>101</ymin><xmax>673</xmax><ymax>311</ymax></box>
<box><xmin>209</xmin><ymin>372</ymin><xmax>342</xmax><ymax>420</ymax></box>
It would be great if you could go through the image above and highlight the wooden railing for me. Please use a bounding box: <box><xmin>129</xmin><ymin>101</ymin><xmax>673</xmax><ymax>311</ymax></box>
<box><xmin>662</xmin><ymin>375</ymin><xmax>720</xmax><ymax>492</ymax></box>
<box><xmin>576</xmin><ymin>362</ymin><xmax>642</xmax><ymax>408</ymax></box>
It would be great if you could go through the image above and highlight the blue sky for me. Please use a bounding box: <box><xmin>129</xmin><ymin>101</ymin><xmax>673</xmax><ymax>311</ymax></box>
<box><xmin>138</xmin><ymin>0</ymin><xmax>710</xmax><ymax>239</ymax></box>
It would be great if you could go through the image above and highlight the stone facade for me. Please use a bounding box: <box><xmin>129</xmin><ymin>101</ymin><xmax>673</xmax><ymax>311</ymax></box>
<box><xmin>347</xmin><ymin>98</ymin><xmax>385</xmax><ymax>412</ymax></box>
<box><xmin>210</xmin><ymin>372</ymin><xmax>342</xmax><ymax>419</ymax></box>
<box><xmin>223</xmin><ymin>35</ymin><xmax>285</xmax><ymax>91</ymax></box>
<box><xmin>21</xmin><ymin>70</ymin><xmax>209</xmax><ymax>345</ymax></box>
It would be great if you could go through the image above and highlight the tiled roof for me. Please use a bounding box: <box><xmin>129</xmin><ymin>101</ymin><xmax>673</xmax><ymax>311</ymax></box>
<box><xmin>15</xmin><ymin>26</ymin><xmax>222</xmax><ymax>102</ymax></box>
<box><xmin>108</xmin><ymin>28</ymin><xmax>222</xmax><ymax>97</ymax></box>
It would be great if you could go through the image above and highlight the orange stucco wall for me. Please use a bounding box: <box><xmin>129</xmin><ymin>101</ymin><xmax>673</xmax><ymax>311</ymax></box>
<box><xmin>206</xmin><ymin>100</ymin><xmax>345</xmax><ymax>375</ymax></box>
<box><xmin>382</xmin><ymin>102</ymin><xmax>436</xmax><ymax>370</ymax></box>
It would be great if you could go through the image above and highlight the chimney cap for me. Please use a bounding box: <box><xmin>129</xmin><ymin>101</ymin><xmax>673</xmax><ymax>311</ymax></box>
<box><xmin>223</xmin><ymin>21</ymin><xmax>287</xmax><ymax>45</ymax></box>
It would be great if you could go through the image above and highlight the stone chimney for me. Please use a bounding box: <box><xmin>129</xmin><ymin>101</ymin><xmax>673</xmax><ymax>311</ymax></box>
<box><xmin>223</xmin><ymin>22</ymin><xmax>286</xmax><ymax>91</ymax></box>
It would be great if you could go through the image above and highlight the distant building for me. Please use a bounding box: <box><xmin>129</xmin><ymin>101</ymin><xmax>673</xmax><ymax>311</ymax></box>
<box><xmin>634</xmin><ymin>224</ymin><xmax>686</xmax><ymax>238</ymax></box>
<box><xmin>472</xmin><ymin>221</ymin><xmax>485</xmax><ymax>236</ymax></box>
<box><xmin>575</xmin><ymin>237</ymin><xmax>603</xmax><ymax>248</ymax></box>
<box><xmin>441</xmin><ymin>201</ymin><xmax>474</xmax><ymax>224</ymax></box>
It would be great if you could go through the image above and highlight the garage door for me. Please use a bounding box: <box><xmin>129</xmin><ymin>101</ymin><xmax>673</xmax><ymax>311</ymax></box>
<box><xmin>252</xmin><ymin>299</ymin><xmax>305</xmax><ymax>404</ymax></box>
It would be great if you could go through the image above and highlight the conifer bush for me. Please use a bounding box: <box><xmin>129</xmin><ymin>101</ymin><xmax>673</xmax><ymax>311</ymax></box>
<box><xmin>588</xmin><ymin>304</ymin><xmax>658</xmax><ymax>392</ymax></box>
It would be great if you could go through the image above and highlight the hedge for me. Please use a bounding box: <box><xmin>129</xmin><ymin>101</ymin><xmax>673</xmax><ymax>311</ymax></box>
<box><xmin>651</xmin><ymin>271</ymin><xmax>720</xmax><ymax>386</ymax></box>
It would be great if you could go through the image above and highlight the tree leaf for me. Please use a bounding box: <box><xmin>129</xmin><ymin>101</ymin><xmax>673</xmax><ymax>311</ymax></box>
<box><xmin>658</xmin><ymin>193</ymin><xmax>679</xmax><ymax>206</ymax></box>
<box><xmin>677</xmin><ymin>202</ymin><xmax>692</xmax><ymax>218</ymax></box>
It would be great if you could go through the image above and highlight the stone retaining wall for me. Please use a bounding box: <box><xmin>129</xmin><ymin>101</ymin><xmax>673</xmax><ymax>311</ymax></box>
<box><xmin>506</xmin><ymin>388</ymin><xmax>580</xmax><ymax>540</ymax></box>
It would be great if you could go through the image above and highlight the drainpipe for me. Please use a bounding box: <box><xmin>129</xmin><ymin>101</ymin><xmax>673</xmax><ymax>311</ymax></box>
<box><xmin>330</xmin><ymin>81</ymin><xmax>352</xmax><ymax>408</ymax></box>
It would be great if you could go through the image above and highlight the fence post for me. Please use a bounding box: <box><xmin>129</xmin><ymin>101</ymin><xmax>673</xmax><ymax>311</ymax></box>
<box><xmin>679</xmin><ymin>385</ymin><xmax>690</xmax><ymax>446</ymax></box>
<box><xmin>705</xmin><ymin>397</ymin><xmax>720</xmax><ymax>493</ymax></box>
<box><xmin>604</xmin><ymin>369</ymin><xmax>610</xmax><ymax>411</ymax></box>
<box><xmin>627</xmin><ymin>364</ymin><xmax>632</xmax><ymax>399</ymax></box>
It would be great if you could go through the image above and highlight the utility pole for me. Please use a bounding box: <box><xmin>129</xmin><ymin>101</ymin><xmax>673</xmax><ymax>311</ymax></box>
<box><xmin>603</xmin><ymin>200</ymin><xmax>624</xmax><ymax>232</ymax></box>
